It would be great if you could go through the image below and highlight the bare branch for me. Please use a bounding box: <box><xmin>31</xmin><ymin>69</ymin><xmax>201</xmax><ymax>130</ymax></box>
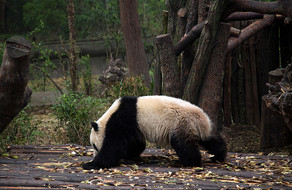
<box><xmin>228</xmin><ymin>0</ymin><xmax>292</xmax><ymax>18</ymax></box>
<box><xmin>225</xmin><ymin>12</ymin><xmax>263</xmax><ymax>21</ymax></box>
<box><xmin>227</xmin><ymin>15</ymin><xmax>275</xmax><ymax>52</ymax></box>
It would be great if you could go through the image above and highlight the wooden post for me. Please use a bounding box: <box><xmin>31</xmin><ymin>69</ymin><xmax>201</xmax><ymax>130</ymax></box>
<box><xmin>242</xmin><ymin>39</ymin><xmax>254</xmax><ymax>125</ymax></box>
<box><xmin>223</xmin><ymin>52</ymin><xmax>232</xmax><ymax>127</ymax></box>
<box><xmin>249</xmin><ymin>36</ymin><xmax>260</xmax><ymax>128</ymax></box>
<box><xmin>0</xmin><ymin>36</ymin><xmax>32</xmax><ymax>134</ymax></box>
<box><xmin>155</xmin><ymin>34</ymin><xmax>182</xmax><ymax>98</ymax></box>
<box><xmin>197</xmin><ymin>23</ymin><xmax>230</xmax><ymax>130</ymax></box>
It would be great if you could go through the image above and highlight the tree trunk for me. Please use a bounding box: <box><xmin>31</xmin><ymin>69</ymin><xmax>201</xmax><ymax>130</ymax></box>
<box><xmin>155</xmin><ymin>34</ymin><xmax>182</xmax><ymax>98</ymax></box>
<box><xmin>197</xmin><ymin>23</ymin><xmax>230</xmax><ymax>130</ymax></box>
<box><xmin>181</xmin><ymin>0</ymin><xmax>199</xmax><ymax>89</ymax></box>
<box><xmin>183</xmin><ymin>0</ymin><xmax>230</xmax><ymax>104</ymax></box>
<box><xmin>0</xmin><ymin>36</ymin><xmax>32</xmax><ymax>134</ymax></box>
<box><xmin>119</xmin><ymin>0</ymin><xmax>150</xmax><ymax>87</ymax></box>
<box><xmin>165</xmin><ymin>0</ymin><xmax>187</xmax><ymax>44</ymax></box>
<box><xmin>67</xmin><ymin>0</ymin><xmax>79</xmax><ymax>92</ymax></box>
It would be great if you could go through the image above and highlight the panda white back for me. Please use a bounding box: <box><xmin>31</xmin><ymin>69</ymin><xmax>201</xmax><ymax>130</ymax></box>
<box><xmin>136</xmin><ymin>95</ymin><xmax>212</xmax><ymax>147</ymax></box>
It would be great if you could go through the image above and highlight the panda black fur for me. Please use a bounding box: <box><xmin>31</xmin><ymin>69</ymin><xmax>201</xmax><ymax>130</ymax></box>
<box><xmin>82</xmin><ymin>95</ymin><xmax>227</xmax><ymax>170</ymax></box>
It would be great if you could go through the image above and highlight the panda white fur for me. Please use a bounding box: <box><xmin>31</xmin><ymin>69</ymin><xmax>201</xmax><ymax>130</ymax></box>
<box><xmin>82</xmin><ymin>95</ymin><xmax>227</xmax><ymax>170</ymax></box>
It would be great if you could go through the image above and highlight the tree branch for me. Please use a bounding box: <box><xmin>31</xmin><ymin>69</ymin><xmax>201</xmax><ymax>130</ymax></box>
<box><xmin>173</xmin><ymin>0</ymin><xmax>291</xmax><ymax>56</ymax></box>
<box><xmin>227</xmin><ymin>0</ymin><xmax>292</xmax><ymax>18</ymax></box>
<box><xmin>227</xmin><ymin>15</ymin><xmax>275</xmax><ymax>52</ymax></box>
<box><xmin>225</xmin><ymin>12</ymin><xmax>263</xmax><ymax>21</ymax></box>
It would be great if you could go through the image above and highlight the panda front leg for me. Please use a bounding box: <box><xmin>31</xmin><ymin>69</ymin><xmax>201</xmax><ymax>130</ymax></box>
<box><xmin>82</xmin><ymin>139</ymin><xmax>126</xmax><ymax>170</ymax></box>
<box><xmin>170</xmin><ymin>134</ymin><xmax>202</xmax><ymax>167</ymax></box>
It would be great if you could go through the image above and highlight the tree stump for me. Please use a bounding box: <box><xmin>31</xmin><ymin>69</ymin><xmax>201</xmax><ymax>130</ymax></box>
<box><xmin>0</xmin><ymin>36</ymin><xmax>32</xmax><ymax>134</ymax></box>
<box><xmin>260</xmin><ymin>63</ymin><xmax>292</xmax><ymax>150</ymax></box>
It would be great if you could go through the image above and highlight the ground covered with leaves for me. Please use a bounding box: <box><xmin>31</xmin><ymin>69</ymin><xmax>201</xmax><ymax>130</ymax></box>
<box><xmin>0</xmin><ymin>144</ymin><xmax>291</xmax><ymax>189</ymax></box>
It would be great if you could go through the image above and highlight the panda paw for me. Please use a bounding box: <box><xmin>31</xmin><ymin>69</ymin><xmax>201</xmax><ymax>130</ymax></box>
<box><xmin>82</xmin><ymin>161</ymin><xmax>99</xmax><ymax>170</ymax></box>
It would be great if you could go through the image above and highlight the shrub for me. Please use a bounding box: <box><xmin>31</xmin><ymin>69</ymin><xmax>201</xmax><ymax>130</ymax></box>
<box><xmin>52</xmin><ymin>75</ymin><xmax>150</xmax><ymax>146</ymax></box>
<box><xmin>0</xmin><ymin>108</ymin><xmax>42</xmax><ymax>152</ymax></box>
<box><xmin>108</xmin><ymin>75</ymin><xmax>150</xmax><ymax>99</ymax></box>
<box><xmin>52</xmin><ymin>92</ymin><xmax>109</xmax><ymax>146</ymax></box>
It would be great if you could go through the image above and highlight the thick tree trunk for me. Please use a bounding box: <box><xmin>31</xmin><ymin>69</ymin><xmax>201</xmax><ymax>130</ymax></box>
<box><xmin>155</xmin><ymin>34</ymin><xmax>182</xmax><ymax>98</ymax></box>
<box><xmin>67</xmin><ymin>0</ymin><xmax>79</xmax><ymax>92</ymax></box>
<box><xmin>181</xmin><ymin>0</ymin><xmax>199</xmax><ymax>89</ymax></box>
<box><xmin>120</xmin><ymin>0</ymin><xmax>150</xmax><ymax>87</ymax></box>
<box><xmin>165</xmin><ymin>0</ymin><xmax>187</xmax><ymax>44</ymax></box>
<box><xmin>0</xmin><ymin>36</ymin><xmax>32</xmax><ymax>134</ymax></box>
<box><xmin>197</xmin><ymin>23</ymin><xmax>230</xmax><ymax>130</ymax></box>
<box><xmin>183</xmin><ymin>0</ymin><xmax>230</xmax><ymax>104</ymax></box>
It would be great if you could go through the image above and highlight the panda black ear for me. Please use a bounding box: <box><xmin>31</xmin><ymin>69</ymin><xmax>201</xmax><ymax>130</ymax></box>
<box><xmin>91</xmin><ymin>122</ymin><xmax>99</xmax><ymax>131</ymax></box>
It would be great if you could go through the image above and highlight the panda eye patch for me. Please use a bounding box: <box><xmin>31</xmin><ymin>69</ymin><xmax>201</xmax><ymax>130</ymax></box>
<box><xmin>93</xmin><ymin>144</ymin><xmax>99</xmax><ymax>152</ymax></box>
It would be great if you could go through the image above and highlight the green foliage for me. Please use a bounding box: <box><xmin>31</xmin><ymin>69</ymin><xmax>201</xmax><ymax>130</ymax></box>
<box><xmin>51</xmin><ymin>75</ymin><xmax>149</xmax><ymax>145</ymax></box>
<box><xmin>108</xmin><ymin>75</ymin><xmax>151</xmax><ymax>99</ymax></box>
<box><xmin>138</xmin><ymin>0</ymin><xmax>166</xmax><ymax>37</ymax></box>
<box><xmin>52</xmin><ymin>93</ymin><xmax>108</xmax><ymax>146</ymax></box>
<box><xmin>79</xmin><ymin>55</ymin><xmax>92</xmax><ymax>95</ymax></box>
<box><xmin>0</xmin><ymin>108</ymin><xmax>42</xmax><ymax>152</ymax></box>
<box><xmin>23</xmin><ymin>0</ymin><xmax>67</xmax><ymax>40</ymax></box>
<box><xmin>30</xmin><ymin>42</ymin><xmax>59</xmax><ymax>91</ymax></box>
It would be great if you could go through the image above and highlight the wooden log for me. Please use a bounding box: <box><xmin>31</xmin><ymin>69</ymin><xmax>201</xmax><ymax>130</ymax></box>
<box><xmin>181</xmin><ymin>0</ymin><xmax>199</xmax><ymax>89</ymax></box>
<box><xmin>183</xmin><ymin>0</ymin><xmax>230</xmax><ymax>104</ymax></box>
<box><xmin>255</xmin><ymin>21</ymin><xmax>279</xmax><ymax>100</ymax></box>
<box><xmin>249</xmin><ymin>36</ymin><xmax>260</xmax><ymax>128</ymax></box>
<box><xmin>227</xmin><ymin>15</ymin><xmax>275</xmax><ymax>52</ymax></box>
<box><xmin>230</xmin><ymin>27</ymin><xmax>241</xmax><ymax>37</ymax></box>
<box><xmin>174</xmin><ymin>21</ymin><xmax>205</xmax><ymax>56</ymax></box>
<box><xmin>268</xmin><ymin>68</ymin><xmax>284</xmax><ymax>85</ymax></box>
<box><xmin>223</xmin><ymin>52</ymin><xmax>232</xmax><ymax>127</ymax></box>
<box><xmin>225</xmin><ymin>12</ymin><xmax>263</xmax><ymax>21</ymax></box>
<box><xmin>155</xmin><ymin>34</ymin><xmax>182</xmax><ymax>98</ymax></box>
<box><xmin>260</xmin><ymin>98</ymin><xmax>292</xmax><ymax>150</ymax></box>
<box><xmin>197</xmin><ymin>23</ymin><xmax>230</xmax><ymax>129</ymax></box>
<box><xmin>241</xmin><ymin>32</ymin><xmax>254</xmax><ymax>125</ymax></box>
<box><xmin>0</xmin><ymin>36</ymin><xmax>32</xmax><ymax>134</ymax></box>
<box><xmin>227</xmin><ymin>0</ymin><xmax>292</xmax><ymax>18</ymax></box>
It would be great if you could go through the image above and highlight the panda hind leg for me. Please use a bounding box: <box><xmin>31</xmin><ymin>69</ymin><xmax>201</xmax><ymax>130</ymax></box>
<box><xmin>170</xmin><ymin>134</ymin><xmax>202</xmax><ymax>167</ymax></box>
<box><xmin>200</xmin><ymin>133</ymin><xmax>227</xmax><ymax>163</ymax></box>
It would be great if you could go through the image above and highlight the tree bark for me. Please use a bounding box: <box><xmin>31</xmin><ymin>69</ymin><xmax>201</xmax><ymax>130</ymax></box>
<box><xmin>119</xmin><ymin>0</ymin><xmax>150</xmax><ymax>87</ymax></box>
<box><xmin>197</xmin><ymin>23</ymin><xmax>230</xmax><ymax>130</ymax></box>
<box><xmin>227</xmin><ymin>15</ymin><xmax>275</xmax><ymax>52</ymax></box>
<box><xmin>223</xmin><ymin>52</ymin><xmax>232</xmax><ymax>127</ymax></box>
<box><xmin>181</xmin><ymin>0</ymin><xmax>199</xmax><ymax>89</ymax></box>
<box><xmin>183</xmin><ymin>0</ymin><xmax>230</xmax><ymax>104</ymax></box>
<box><xmin>155</xmin><ymin>34</ymin><xmax>182</xmax><ymax>98</ymax></box>
<box><xmin>67</xmin><ymin>0</ymin><xmax>79</xmax><ymax>92</ymax></box>
<box><xmin>0</xmin><ymin>36</ymin><xmax>32</xmax><ymax>134</ymax></box>
<box><xmin>225</xmin><ymin>12</ymin><xmax>263</xmax><ymax>21</ymax></box>
<box><xmin>227</xmin><ymin>0</ymin><xmax>292</xmax><ymax>18</ymax></box>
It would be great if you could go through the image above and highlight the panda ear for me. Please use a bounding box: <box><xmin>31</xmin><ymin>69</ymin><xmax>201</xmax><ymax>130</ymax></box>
<box><xmin>91</xmin><ymin>122</ymin><xmax>99</xmax><ymax>131</ymax></box>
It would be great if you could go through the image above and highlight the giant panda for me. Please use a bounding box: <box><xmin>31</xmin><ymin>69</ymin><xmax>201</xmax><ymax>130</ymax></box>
<box><xmin>82</xmin><ymin>95</ymin><xmax>227</xmax><ymax>170</ymax></box>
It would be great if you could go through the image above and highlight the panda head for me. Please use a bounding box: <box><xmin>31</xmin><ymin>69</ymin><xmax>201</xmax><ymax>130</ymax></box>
<box><xmin>90</xmin><ymin>121</ymin><xmax>105</xmax><ymax>157</ymax></box>
<box><xmin>89</xmin><ymin>98</ymin><xmax>121</xmax><ymax>157</ymax></box>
